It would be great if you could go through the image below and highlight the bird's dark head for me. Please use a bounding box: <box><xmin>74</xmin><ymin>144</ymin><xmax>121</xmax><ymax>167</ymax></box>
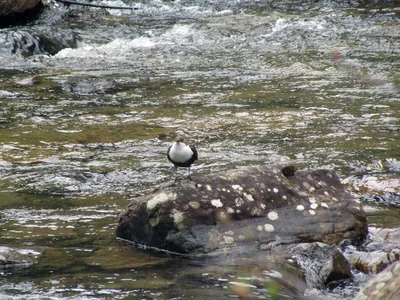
<box><xmin>175</xmin><ymin>136</ymin><xmax>185</xmax><ymax>143</ymax></box>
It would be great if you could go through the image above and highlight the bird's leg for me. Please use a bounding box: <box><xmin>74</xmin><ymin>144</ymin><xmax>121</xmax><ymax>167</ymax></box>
<box><xmin>187</xmin><ymin>167</ymin><xmax>193</xmax><ymax>180</ymax></box>
<box><xmin>172</xmin><ymin>165</ymin><xmax>178</xmax><ymax>179</ymax></box>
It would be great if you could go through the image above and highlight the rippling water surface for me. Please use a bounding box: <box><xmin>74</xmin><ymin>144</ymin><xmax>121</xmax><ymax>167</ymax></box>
<box><xmin>0</xmin><ymin>0</ymin><xmax>399</xmax><ymax>299</ymax></box>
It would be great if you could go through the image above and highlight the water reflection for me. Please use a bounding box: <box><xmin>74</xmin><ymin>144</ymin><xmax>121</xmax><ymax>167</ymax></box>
<box><xmin>2</xmin><ymin>238</ymin><xmax>308</xmax><ymax>299</ymax></box>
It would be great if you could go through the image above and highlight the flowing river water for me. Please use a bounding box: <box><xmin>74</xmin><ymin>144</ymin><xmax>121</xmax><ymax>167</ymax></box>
<box><xmin>0</xmin><ymin>0</ymin><xmax>399</xmax><ymax>299</ymax></box>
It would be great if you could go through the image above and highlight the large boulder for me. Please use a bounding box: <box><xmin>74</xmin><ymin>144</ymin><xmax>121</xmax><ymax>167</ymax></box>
<box><xmin>116</xmin><ymin>166</ymin><xmax>368</xmax><ymax>255</ymax></box>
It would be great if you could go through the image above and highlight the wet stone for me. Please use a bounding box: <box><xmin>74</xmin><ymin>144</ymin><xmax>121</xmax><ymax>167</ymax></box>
<box><xmin>287</xmin><ymin>242</ymin><xmax>351</xmax><ymax>289</ymax></box>
<box><xmin>354</xmin><ymin>261</ymin><xmax>400</xmax><ymax>300</ymax></box>
<box><xmin>344</xmin><ymin>227</ymin><xmax>400</xmax><ymax>274</ymax></box>
<box><xmin>351</xmin><ymin>249</ymin><xmax>400</xmax><ymax>274</ymax></box>
<box><xmin>0</xmin><ymin>246</ymin><xmax>42</xmax><ymax>268</ymax></box>
<box><xmin>116</xmin><ymin>166</ymin><xmax>367</xmax><ymax>255</ymax></box>
<box><xmin>0</xmin><ymin>0</ymin><xmax>43</xmax><ymax>27</ymax></box>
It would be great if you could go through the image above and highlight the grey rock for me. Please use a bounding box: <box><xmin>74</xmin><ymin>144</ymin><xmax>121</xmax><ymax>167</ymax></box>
<box><xmin>349</xmin><ymin>249</ymin><xmax>400</xmax><ymax>274</ymax></box>
<box><xmin>344</xmin><ymin>227</ymin><xmax>400</xmax><ymax>274</ymax></box>
<box><xmin>0</xmin><ymin>0</ymin><xmax>42</xmax><ymax>27</ymax></box>
<box><xmin>354</xmin><ymin>261</ymin><xmax>400</xmax><ymax>300</ymax></box>
<box><xmin>0</xmin><ymin>246</ymin><xmax>41</xmax><ymax>268</ymax></box>
<box><xmin>288</xmin><ymin>242</ymin><xmax>351</xmax><ymax>289</ymax></box>
<box><xmin>0</xmin><ymin>0</ymin><xmax>41</xmax><ymax>16</ymax></box>
<box><xmin>116</xmin><ymin>166</ymin><xmax>368</xmax><ymax>255</ymax></box>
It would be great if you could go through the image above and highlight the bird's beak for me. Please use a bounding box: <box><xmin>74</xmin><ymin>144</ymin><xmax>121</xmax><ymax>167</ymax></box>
<box><xmin>176</xmin><ymin>136</ymin><xmax>185</xmax><ymax>143</ymax></box>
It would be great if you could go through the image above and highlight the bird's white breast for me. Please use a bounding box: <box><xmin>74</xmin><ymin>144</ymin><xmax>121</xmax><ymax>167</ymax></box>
<box><xmin>169</xmin><ymin>142</ymin><xmax>193</xmax><ymax>163</ymax></box>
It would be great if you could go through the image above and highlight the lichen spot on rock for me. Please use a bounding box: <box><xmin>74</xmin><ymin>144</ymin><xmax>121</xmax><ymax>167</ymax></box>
<box><xmin>236</xmin><ymin>209</ymin><xmax>241</xmax><ymax>214</ymax></box>
<box><xmin>227</xmin><ymin>207</ymin><xmax>235</xmax><ymax>214</ymax></box>
<box><xmin>375</xmin><ymin>282</ymin><xmax>386</xmax><ymax>290</ymax></box>
<box><xmin>308</xmin><ymin>197</ymin><xmax>316</xmax><ymax>203</ymax></box>
<box><xmin>260</xmin><ymin>203</ymin><xmax>266</xmax><ymax>209</ymax></box>
<box><xmin>171</xmin><ymin>209</ymin><xmax>185</xmax><ymax>230</ymax></box>
<box><xmin>206</xmin><ymin>185</ymin><xmax>212</xmax><ymax>191</ymax></box>
<box><xmin>304</xmin><ymin>182</ymin><xmax>315</xmax><ymax>191</ymax></box>
<box><xmin>244</xmin><ymin>193</ymin><xmax>254</xmax><ymax>202</ymax></box>
<box><xmin>232</xmin><ymin>184</ymin><xmax>243</xmax><ymax>191</ymax></box>
<box><xmin>310</xmin><ymin>203</ymin><xmax>318</xmax><ymax>210</ymax></box>
<box><xmin>324</xmin><ymin>191</ymin><xmax>330</xmax><ymax>196</ymax></box>
<box><xmin>378</xmin><ymin>268</ymin><xmax>396</xmax><ymax>281</ymax></box>
<box><xmin>257</xmin><ymin>225</ymin><xmax>263</xmax><ymax>232</ymax></box>
<box><xmin>223</xmin><ymin>236</ymin><xmax>234</xmax><ymax>244</ymax></box>
<box><xmin>218</xmin><ymin>211</ymin><xmax>230</xmax><ymax>223</ymax></box>
<box><xmin>197</xmin><ymin>183</ymin><xmax>202</xmax><ymax>188</ymax></box>
<box><xmin>264</xmin><ymin>224</ymin><xmax>275</xmax><ymax>232</ymax></box>
<box><xmin>189</xmin><ymin>201</ymin><xmax>201</xmax><ymax>209</ymax></box>
<box><xmin>296</xmin><ymin>205</ymin><xmax>305</xmax><ymax>211</ymax></box>
<box><xmin>147</xmin><ymin>192</ymin><xmax>175</xmax><ymax>211</ymax></box>
<box><xmin>332</xmin><ymin>197</ymin><xmax>338</xmax><ymax>202</ymax></box>
<box><xmin>211</xmin><ymin>199</ymin><xmax>223</xmax><ymax>208</ymax></box>
<box><xmin>394</xmin><ymin>263</ymin><xmax>400</xmax><ymax>273</ymax></box>
<box><xmin>321</xmin><ymin>203</ymin><xmax>329</xmax><ymax>208</ymax></box>
<box><xmin>149</xmin><ymin>217</ymin><xmax>160</xmax><ymax>227</ymax></box>
<box><xmin>268</xmin><ymin>211</ymin><xmax>279</xmax><ymax>221</ymax></box>
<box><xmin>273</xmin><ymin>188</ymin><xmax>279</xmax><ymax>193</ymax></box>
<box><xmin>251</xmin><ymin>207</ymin><xmax>261</xmax><ymax>216</ymax></box>
<box><xmin>309</xmin><ymin>209</ymin><xmax>316</xmax><ymax>215</ymax></box>
<box><xmin>235</xmin><ymin>198</ymin><xmax>244</xmax><ymax>207</ymax></box>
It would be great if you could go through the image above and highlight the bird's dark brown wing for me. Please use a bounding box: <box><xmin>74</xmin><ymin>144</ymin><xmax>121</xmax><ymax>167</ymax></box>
<box><xmin>190</xmin><ymin>145</ymin><xmax>198</xmax><ymax>162</ymax></box>
<box><xmin>167</xmin><ymin>145</ymin><xmax>173</xmax><ymax>163</ymax></box>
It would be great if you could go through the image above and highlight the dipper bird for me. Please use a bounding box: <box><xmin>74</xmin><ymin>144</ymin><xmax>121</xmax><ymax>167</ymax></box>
<box><xmin>167</xmin><ymin>136</ymin><xmax>198</xmax><ymax>177</ymax></box>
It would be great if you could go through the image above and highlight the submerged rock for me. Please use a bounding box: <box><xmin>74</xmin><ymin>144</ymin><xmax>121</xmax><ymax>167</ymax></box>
<box><xmin>3</xmin><ymin>29</ymin><xmax>79</xmax><ymax>56</ymax></box>
<box><xmin>288</xmin><ymin>242</ymin><xmax>351</xmax><ymax>289</ymax></box>
<box><xmin>116</xmin><ymin>166</ymin><xmax>367</xmax><ymax>255</ymax></box>
<box><xmin>0</xmin><ymin>246</ymin><xmax>41</xmax><ymax>268</ymax></box>
<box><xmin>354</xmin><ymin>261</ymin><xmax>400</xmax><ymax>300</ymax></box>
<box><xmin>344</xmin><ymin>227</ymin><xmax>400</xmax><ymax>274</ymax></box>
<box><xmin>351</xmin><ymin>249</ymin><xmax>400</xmax><ymax>274</ymax></box>
<box><xmin>343</xmin><ymin>167</ymin><xmax>400</xmax><ymax>207</ymax></box>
